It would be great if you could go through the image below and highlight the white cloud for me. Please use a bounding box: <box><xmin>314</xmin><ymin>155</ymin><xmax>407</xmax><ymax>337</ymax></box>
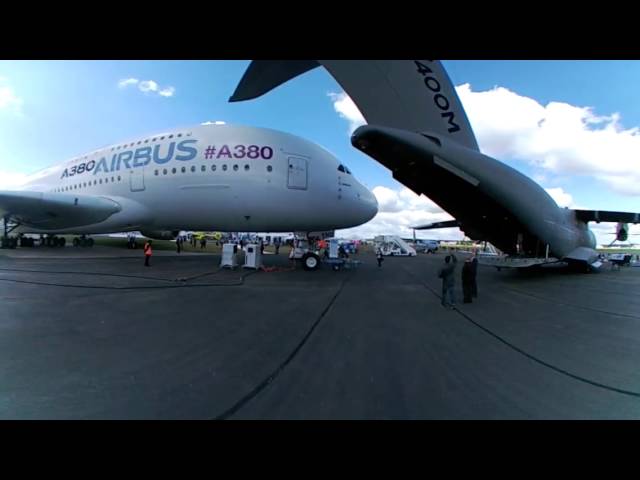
<box><xmin>328</xmin><ymin>92</ymin><xmax>366</xmax><ymax>134</ymax></box>
<box><xmin>0</xmin><ymin>77</ymin><xmax>23</xmax><ymax>116</ymax></box>
<box><xmin>455</xmin><ymin>83</ymin><xmax>640</xmax><ymax>196</ymax></box>
<box><xmin>328</xmin><ymin>81</ymin><xmax>640</xmax><ymax>197</ymax></box>
<box><xmin>158</xmin><ymin>86</ymin><xmax>175</xmax><ymax>98</ymax></box>
<box><xmin>0</xmin><ymin>170</ymin><xmax>29</xmax><ymax>189</ymax></box>
<box><xmin>118</xmin><ymin>78</ymin><xmax>175</xmax><ymax>98</ymax></box>
<box><xmin>138</xmin><ymin>80</ymin><xmax>158</xmax><ymax>93</ymax></box>
<box><xmin>201</xmin><ymin>120</ymin><xmax>226</xmax><ymax>125</ymax></box>
<box><xmin>337</xmin><ymin>185</ymin><xmax>464</xmax><ymax>240</ymax></box>
<box><xmin>118</xmin><ymin>78</ymin><xmax>139</xmax><ymax>88</ymax></box>
<box><xmin>544</xmin><ymin>187</ymin><xmax>574</xmax><ymax>208</ymax></box>
<box><xmin>336</xmin><ymin>184</ymin><xmax>639</xmax><ymax>247</ymax></box>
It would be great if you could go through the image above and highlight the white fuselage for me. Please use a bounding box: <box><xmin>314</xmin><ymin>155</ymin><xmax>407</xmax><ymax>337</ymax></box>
<box><xmin>15</xmin><ymin>124</ymin><xmax>378</xmax><ymax>235</ymax></box>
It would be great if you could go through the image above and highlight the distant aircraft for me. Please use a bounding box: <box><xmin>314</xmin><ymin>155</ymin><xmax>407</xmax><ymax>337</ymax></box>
<box><xmin>0</xmin><ymin>124</ymin><xmax>378</xmax><ymax>270</ymax></box>
<box><xmin>604</xmin><ymin>222</ymin><xmax>640</xmax><ymax>247</ymax></box>
<box><xmin>230</xmin><ymin>60</ymin><xmax>639</xmax><ymax>271</ymax></box>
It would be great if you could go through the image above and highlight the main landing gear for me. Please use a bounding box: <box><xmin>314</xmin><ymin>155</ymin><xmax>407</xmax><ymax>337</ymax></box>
<box><xmin>72</xmin><ymin>235</ymin><xmax>94</xmax><ymax>247</ymax></box>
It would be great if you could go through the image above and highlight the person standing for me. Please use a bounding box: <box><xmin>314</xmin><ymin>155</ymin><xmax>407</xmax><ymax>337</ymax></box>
<box><xmin>470</xmin><ymin>253</ymin><xmax>478</xmax><ymax>299</ymax></box>
<box><xmin>176</xmin><ymin>236</ymin><xmax>182</xmax><ymax>254</ymax></box>
<box><xmin>438</xmin><ymin>255</ymin><xmax>456</xmax><ymax>308</ymax></box>
<box><xmin>461</xmin><ymin>258</ymin><xmax>474</xmax><ymax>303</ymax></box>
<box><xmin>144</xmin><ymin>240</ymin><xmax>153</xmax><ymax>267</ymax></box>
<box><xmin>376</xmin><ymin>248</ymin><xmax>384</xmax><ymax>268</ymax></box>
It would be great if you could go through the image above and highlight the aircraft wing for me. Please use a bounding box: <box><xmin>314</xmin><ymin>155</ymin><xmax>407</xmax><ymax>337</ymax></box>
<box><xmin>0</xmin><ymin>190</ymin><xmax>122</xmax><ymax>230</ymax></box>
<box><xmin>411</xmin><ymin>220</ymin><xmax>460</xmax><ymax>230</ymax></box>
<box><xmin>573</xmin><ymin>210</ymin><xmax>640</xmax><ymax>224</ymax></box>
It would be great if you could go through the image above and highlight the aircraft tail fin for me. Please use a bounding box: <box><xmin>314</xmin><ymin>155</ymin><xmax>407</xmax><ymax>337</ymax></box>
<box><xmin>229</xmin><ymin>60</ymin><xmax>320</xmax><ymax>102</ymax></box>
<box><xmin>230</xmin><ymin>60</ymin><xmax>480</xmax><ymax>152</ymax></box>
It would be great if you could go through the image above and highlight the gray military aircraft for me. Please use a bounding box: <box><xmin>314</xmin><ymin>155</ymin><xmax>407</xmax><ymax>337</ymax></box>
<box><xmin>229</xmin><ymin>60</ymin><xmax>639</xmax><ymax>271</ymax></box>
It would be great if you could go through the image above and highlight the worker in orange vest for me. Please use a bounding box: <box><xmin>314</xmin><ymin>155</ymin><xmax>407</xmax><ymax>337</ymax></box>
<box><xmin>144</xmin><ymin>239</ymin><xmax>153</xmax><ymax>267</ymax></box>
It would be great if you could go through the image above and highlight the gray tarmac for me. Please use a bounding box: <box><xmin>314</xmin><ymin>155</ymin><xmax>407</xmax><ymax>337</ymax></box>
<box><xmin>1</xmin><ymin>246</ymin><xmax>639</xmax><ymax>419</ymax></box>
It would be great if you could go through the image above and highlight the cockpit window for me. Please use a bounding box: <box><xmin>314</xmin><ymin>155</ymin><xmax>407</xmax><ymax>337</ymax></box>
<box><xmin>337</xmin><ymin>164</ymin><xmax>352</xmax><ymax>175</ymax></box>
<box><xmin>338</xmin><ymin>165</ymin><xmax>345</xmax><ymax>173</ymax></box>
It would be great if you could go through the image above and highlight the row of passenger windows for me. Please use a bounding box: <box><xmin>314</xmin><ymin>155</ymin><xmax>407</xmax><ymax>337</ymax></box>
<box><xmin>51</xmin><ymin>164</ymin><xmax>274</xmax><ymax>193</ymax></box>
<box><xmin>52</xmin><ymin>175</ymin><xmax>122</xmax><ymax>192</ymax></box>
<box><xmin>153</xmin><ymin>164</ymin><xmax>273</xmax><ymax>175</ymax></box>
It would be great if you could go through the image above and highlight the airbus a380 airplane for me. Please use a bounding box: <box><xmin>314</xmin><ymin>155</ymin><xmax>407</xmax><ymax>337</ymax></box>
<box><xmin>0</xmin><ymin>123</ymin><xmax>378</xmax><ymax>269</ymax></box>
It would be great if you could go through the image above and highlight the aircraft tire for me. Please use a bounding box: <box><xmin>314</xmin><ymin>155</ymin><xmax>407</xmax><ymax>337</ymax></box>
<box><xmin>73</xmin><ymin>238</ymin><xmax>80</xmax><ymax>247</ymax></box>
<box><xmin>302</xmin><ymin>253</ymin><xmax>320</xmax><ymax>271</ymax></box>
<box><xmin>59</xmin><ymin>237</ymin><xmax>66</xmax><ymax>247</ymax></box>
<box><xmin>88</xmin><ymin>238</ymin><xmax>94</xmax><ymax>247</ymax></box>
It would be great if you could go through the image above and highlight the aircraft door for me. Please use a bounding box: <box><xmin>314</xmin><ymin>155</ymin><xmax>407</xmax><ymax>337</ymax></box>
<box><xmin>130</xmin><ymin>168</ymin><xmax>145</xmax><ymax>192</ymax></box>
<box><xmin>287</xmin><ymin>157</ymin><xmax>308</xmax><ymax>190</ymax></box>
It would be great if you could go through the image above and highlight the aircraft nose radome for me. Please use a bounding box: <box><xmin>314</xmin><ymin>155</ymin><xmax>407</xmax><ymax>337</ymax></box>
<box><xmin>359</xmin><ymin>186</ymin><xmax>378</xmax><ymax>223</ymax></box>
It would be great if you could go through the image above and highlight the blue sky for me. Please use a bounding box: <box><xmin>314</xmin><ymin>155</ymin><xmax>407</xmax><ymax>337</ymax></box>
<box><xmin>0</xmin><ymin>60</ymin><xmax>638</xmax><ymax>242</ymax></box>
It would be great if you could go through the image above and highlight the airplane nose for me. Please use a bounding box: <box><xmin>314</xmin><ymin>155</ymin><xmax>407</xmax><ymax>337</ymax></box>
<box><xmin>358</xmin><ymin>185</ymin><xmax>378</xmax><ymax>223</ymax></box>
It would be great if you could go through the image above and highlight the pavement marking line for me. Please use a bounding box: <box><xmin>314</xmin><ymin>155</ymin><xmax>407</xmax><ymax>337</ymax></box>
<box><xmin>401</xmin><ymin>265</ymin><xmax>640</xmax><ymax>399</ymax></box>
<box><xmin>213</xmin><ymin>272</ymin><xmax>354</xmax><ymax>420</ymax></box>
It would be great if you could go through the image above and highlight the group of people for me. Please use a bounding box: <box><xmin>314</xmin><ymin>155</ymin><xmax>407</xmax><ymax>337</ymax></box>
<box><xmin>438</xmin><ymin>253</ymin><xmax>478</xmax><ymax>309</ymax></box>
<box><xmin>127</xmin><ymin>234</ymin><xmax>137</xmax><ymax>249</ymax></box>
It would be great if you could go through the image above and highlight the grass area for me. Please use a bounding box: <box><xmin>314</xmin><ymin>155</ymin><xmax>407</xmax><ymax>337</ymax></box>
<box><xmin>597</xmin><ymin>248</ymin><xmax>640</xmax><ymax>255</ymax></box>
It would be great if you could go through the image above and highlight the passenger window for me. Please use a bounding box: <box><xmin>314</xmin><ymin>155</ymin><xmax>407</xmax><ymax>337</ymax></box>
<box><xmin>267</xmin><ymin>165</ymin><xmax>272</xmax><ymax>172</ymax></box>
<box><xmin>111</xmin><ymin>177</ymin><xmax>115</xmax><ymax>182</ymax></box>
<box><xmin>233</xmin><ymin>164</ymin><xmax>238</xmax><ymax>171</ymax></box>
<box><xmin>117</xmin><ymin>176</ymin><xmax>121</xmax><ymax>181</ymax></box>
<box><xmin>211</xmin><ymin>165</ymin><xmax>217</xmax><ymax>171</ymax></box>
<box><xmin>163</xmin><ymin>168</ymin><xmax>168</xmax><ymax>175</ymax></box>
<box><xmin>177</xmin><ymin>133</ymin><xmax>182</xmax><ymax>138</ymax></box>
<box><xmin>222</xmin><ymin>164</ymin><xmax>227</xmax><ymax>171</ymax></box>
<box><xmin>144</xmin><ymin>139</ymin><xmax>149</xmax><ymax>144</ymax></box>
<box><xmin>181</xmin><ymin>166</ymin><xmax>186</xmax><ymax>173</ymax></box>
<box><xmin>201</xmin><ymin>165</ymin><xmax>206</xmax><ymax>172</ymax></box>
<box><xmin>99</xmin><ymin>179</ymin><xmax>103</xmax><ymax>184</ymax></box>
<box><xmin>172</xmin><ymin>168</ymin><xmax>176</xmax><ymax>174</ymax></box>
<box><xmin>244</xmin><ymin>164</ymin><xmax>250</xmax><ymax>171</ymax></box>
<box><xmin>169</xmin><ymin>135</ymin><xmax>173</xmax><ymax>139</ymax></box>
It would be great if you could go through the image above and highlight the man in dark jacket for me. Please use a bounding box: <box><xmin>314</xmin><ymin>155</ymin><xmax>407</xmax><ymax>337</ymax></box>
<box><xmin>462</xmin><ymin>258</ymin><xmax>474</xmax><ymax>303</ymax></box>
<box><xmin>438</xmin><ymin>255</ymin><xmax>456</xmax><ymax>308</ymax></box>
<box><xmin>470</xmin><ymin>253</ymin><xmax>478</xmax><ymax>299</ymax></box>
